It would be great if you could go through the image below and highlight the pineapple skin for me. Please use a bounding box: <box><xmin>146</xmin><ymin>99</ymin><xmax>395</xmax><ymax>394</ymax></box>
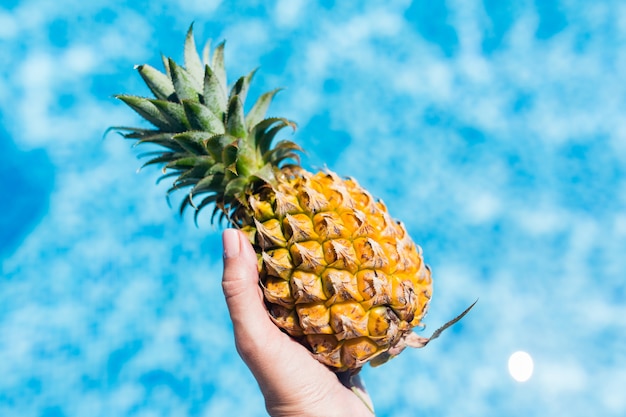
<box><xmin>240</xmin><ymin>168</ymin><xmax>433</xmax><ymax>372</ymax></box>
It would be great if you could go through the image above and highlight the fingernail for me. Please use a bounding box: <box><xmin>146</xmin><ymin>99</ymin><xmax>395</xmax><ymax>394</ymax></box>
<box><xmin>222</xmin><ymin>229</ymin><xmax>241</xmax><ymax>259</ymax></box>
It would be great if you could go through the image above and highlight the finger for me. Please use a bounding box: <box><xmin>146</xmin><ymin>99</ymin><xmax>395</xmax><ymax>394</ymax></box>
<box><xmin>221</xmin><ymin>229</ymin><xmax>278</xmax><ymax>346</ymax></box>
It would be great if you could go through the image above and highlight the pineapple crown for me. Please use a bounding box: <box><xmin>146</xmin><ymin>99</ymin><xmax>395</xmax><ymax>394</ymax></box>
<box><xmin>113</xmin><ymin>25</ymin><xmax>300</xmax><ymax>224</ymax></box>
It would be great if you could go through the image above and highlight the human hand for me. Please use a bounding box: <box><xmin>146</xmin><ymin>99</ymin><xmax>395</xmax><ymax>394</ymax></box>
<box><xmin>221</xmin><ymin>229</ymin><xmax>375</xmax><ymax>417</ymax></box>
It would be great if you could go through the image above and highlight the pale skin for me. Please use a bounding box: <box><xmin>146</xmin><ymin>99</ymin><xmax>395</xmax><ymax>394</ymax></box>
<box><xmin>221</xmin><ymin>228</ymin><xmax>375</xmax><ymax>417</ymax></box>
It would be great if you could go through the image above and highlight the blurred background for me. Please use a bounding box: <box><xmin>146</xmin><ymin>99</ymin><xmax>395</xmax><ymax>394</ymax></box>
<box><xmin>1</xmin><ymin>0</ymin><xmax>625</xmax><ymax>416</ymax></box>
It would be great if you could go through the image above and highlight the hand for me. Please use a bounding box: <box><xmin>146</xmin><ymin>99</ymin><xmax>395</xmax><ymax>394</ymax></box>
<box><xmin>221</xmin><ymin>229</ymin><xmax>375</xmax><ymax>417</ymax></box>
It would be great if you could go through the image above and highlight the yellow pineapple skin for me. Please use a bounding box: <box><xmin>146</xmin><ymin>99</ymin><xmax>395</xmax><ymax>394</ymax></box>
<box><xmin>242</xmin><ymin>168</ymin><xmax>433</xmax><ymax>372</ymax></box>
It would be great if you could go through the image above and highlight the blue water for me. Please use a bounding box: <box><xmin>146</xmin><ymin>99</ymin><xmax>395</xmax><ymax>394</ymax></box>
<box><xmin>2</xmin><ymin>1</ymin><xmax>625</xmax><ymax>416</ymax></box>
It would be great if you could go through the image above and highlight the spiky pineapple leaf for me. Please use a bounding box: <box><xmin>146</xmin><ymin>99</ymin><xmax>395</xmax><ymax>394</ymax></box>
<box><xmin>107</xmin><ymin>126</ymin><xmax>160</xmax><ymax>142</ymax></box>
<box><xmin>224</xmin><ymin>176</ymin><xmax>247</xmax><ymax>199</ymax></box>
<box><xmin>173</xmin><ymin>164</ymin><xmax>211</xmax><ymax>185</ymax></box>
<box><xmin>136</xmin><ymin>150</ymin><xmax>170</xmax><ymax>159</ymax></box>
<box><xmin>202</xmin><ymin>40</ymin><xmax>211</xmax><ymax>66</ymax></box>
<box><xmin>188</xmin><ymin>194</ymin><xmax>219</xmax><ymax>224</ymax></box>
<box><xmin>151</xmin><ymin>99</ymin><xmax>191</xmax><ymax>131</ymax></box>
<box><xmin>182</xmin><ymin>100</ymin><xmax>225</xmax><ymax>134</ymax></box>
<box><xmin>136</xmin><ymin>64</ymin><xmax>175</xmax><ymax>100</ymax></box>
<box><xmin>251</xmin><ymin>117</ymin><xmax>297</xmax><ymax>155</ymax></box>
<box><xmin>172</xmin><ymin>131</ymin><xmax>212</xmax><ymax>154</ymax></box>
<box><xmin>205</xmin><ymin>134</ymin><xmax>235</xmax><ymax>161</ymax></box>
<box><xmin>172</xmin><ymin>134</ymin><xmax>210</xmax><ymax>155</ymax></box>
<box><xmin>159</xmin><ymin>54</ymin><xmax>170</xmax><ymax>78</ymax></box>
<box><xmin>113</xmin><ymin>127</ymin><xmax>185</xmax><ymax>153</ymax></box>
<box><xmin>229</xmin><ymin>69</ymin><xmax>257</xmax><ymax>106</ymax></box>
<box><xmin>134</xmin><ymin>133</ymin><xmax>183</xmax><ymax>151</ymax></box>
<box><xmin>169</xmin><ymin>58</ymin><xmax>199</xmax><ymax>102</ymax></box>
<box><xmin>226</xmin><ymin>95</ymin><xmax>246</xmax><ymax>139</ymax></box>
<box><xmin>211</xmin><ymin>41</ymin><xmax>227</xmax><ymax>90</ymax></box>
<box><xmin>156</xmin><ymin>171</ymin><xmax>179</xmax><ymax>185</ymax></box>
<box><xmin>190</xmin><ymin>174</ymin><xmax>223</xmax><ymax>196</ymax></box>
<box><xmin>261</xmin><ymin>124</ymin><xmax>292</xmax><ymax>156</ymax></box>
<box><xmin>266</xmin><ymin>140</ymin><xmax>302</xmax><ymax>165</ymax></box>
<box><xmin>116</xmin><ymin>95</ymin><xmax>173</xmax><ymax>131</ymax></box>
<box><xmin>140</xmin><ymin>153</ymin><xmax>183</xmax><ymax>170</ymax></box>
<box><xmin>422</xmin><ymin>299</ymin><xmax>478</xmax><ymax>344</ymax></box>
<box><xmin>222</xmin><ymin>141</ymin><xmax>239</xmax><ymax>174</ymax></box>
<box><xmin>203</xmin><ymin>64</ymin><xmax>228</xmax><ymax>117</ymax></box>
<box><xmin>177</xmin><ymin>192</ymin><xmax>193</xmax><ymax>214</ymax></box>
<box><xmin>206</xmin><ymin>162</ymin><xmax>225</xmax><ymax>178</ymax></box>
<box><xmin>212</xmin><ymin>202</ymin><xmax>228</xmax><ymax>223</ymax></box>
<box><xmin>246</xmin><ymin>88</ymin><xmax>282</xmax><ymax>129</ymax></box>
<box><xmin>251</xmin><ymin>163</ymin><xmax>277</xmax><ymax>185</ymax></box>
<box><xmin>184</xmin><ymin>24</ymin><xmax>204</xmax><ymax>88</ymax></box>
<box><xmin>164</xmin><ymin>156</ymin><xmax>203</xmax><ymax>170</ymax></box>
<box><xmin>175</xmin><ymin>175</ymin><xmax>206</xmax><ymax>187</ymax></box>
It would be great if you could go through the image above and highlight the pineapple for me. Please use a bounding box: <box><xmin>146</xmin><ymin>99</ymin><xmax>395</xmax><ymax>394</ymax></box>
<box><xmin>114</xmin><ymin>26</ymin><xmax>473</xmax><ymax>372</ymax></box>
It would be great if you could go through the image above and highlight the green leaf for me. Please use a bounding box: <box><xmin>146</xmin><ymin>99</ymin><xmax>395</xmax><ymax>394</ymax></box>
<box><xmin>150</xmin><ymin>99</ymin><xmax>190</xmax><ymax>131</ymax></box>
<box><xmin>111</xmin><ymin>126</ymin><xmax>162</xmax><ymax>140</ymax></box>
<box><xmin>205</xmin><ymin>134</ymin><xmax>236</xmax><ymax>161</ymax></box>
<box><xmin>182</xmin><ymin>100</ymin><xmax>225</xmax><ymax>134</ymax></box>
<box><xmin>211</xmin><ymin>41</ymin><xmax>227</xmax><ymax>90</ymax></box>
<box><xmin>201</xmin><ymin>39</ymin><xmax>211</xmax><ymax>66</ymax></box>
<box><xmin>265</xmin><ymin>140</ymin><xmax>302</xmax><ymax>165</ymax></box>
<box><xmin>136</xmin><ymin>64</ymin><xmax>175</xmax><ymax>100</ymax></box>
<box><xmin>261</xmin><ymin>123</ymin><xmax>295</xmax><ymax>155</ymax></box>
<box><xmin>251</xmin><ymin>117</ymin><xmax>297</xmax><ymax>155</ymax></box>
<box><xmin>191</xmin><ymin>174</ymin><xmax>222</xmax><ymax>196</ymax></box>
<box><xmin>229</xmin><ymin>69</ymin><xmax>257</xmax><ymax>106</ymax></box>
<box><xmin>251</xmin><ymin>163</ymin><xmax>277</xmax><ymax>186</ymax></box>
<box><xmin>192</xmin><ymin>194</ymin><xmax>219</xmax><ymax>223</ymax></box>
<box><xmin>207</xmin><ymin>162</ymin><xmax>225</xmax><ymax>178</ymax></box>
<box><xmin>116</xmin><ymin>95</ymin><xmax>172</xmax><ymax>131</ymax></box>
<box><xmin>184</xmin><ymin>24</ymin><xmax>204</xmax><ymax>88</ymax></box>
<box><xmin>203</xmin><ymin>64</ymin><xmax>228</xmax><ymax>117</ymax></box>
<box><xmin>164</xmin><ymin>156</ymin><xmax>203</xmax><ymax>170</ymax></box>
<box><xmin>226</xmin><ymin>95</ymin><xmax>246</xmax><ymax>139</ymax></box>
<box><xmin>245</xmin><ymin>88</ymin><xmax>282</xmax><ymax>129</ymax></box>
<box><xmin>178</xmin><ymin>192</ymin><xmax>197</xmax><ymax>215</ymax></box>
<box><xmin>169</xmin><ymin>58</ymin><xmax>199</xmax><ymax>102</ymax></box>
<box><xmin>223</xmin><ymin>141</ymin><xmax>239</xmax><ymax>174</ymax></box>
<box><xmin>171</xmin><ymin>178</ymin><xmax>203</xmax><ymax>197</ymax></box>
<box><xmin>134</xmin><ymin>133</ymin><xmax>182</xmax><ymax>151</ymax></box>
<box><xmin>224</xmin><ymin>177</ymin><xmax>247</xmax><ymax>198</ymax></box>
<box><xmin>140</xmin><ymin>153</ymin><xmax>180</xmax><ymax>170</ymax></box>
<box><xmin>172</xmin><ymin>134</ymin><xmax>210</xmax><ymax>155</ymax></box>
<box><xmin>156</xmin><ymin>171</ymin><xmax>179</xmax><ymax>185</ymax></box>
<box><xmin>172</xmin><ymin>131</ymin><xmax>212</xmax><ymax>154</ymax></box>
<box><xmin>113</xmin><ymin>129</ymin><xmax>184</xmax><ymax>152</ymax></box>
<box><xmin>161</xmin><ymin>54</ymin><xmax>171</xmax><ymax>78</ymax></box>
<box><xmin>172</xmin><ymin>168</ymin><xmax>204</xmax><ymax>184</ymax></box>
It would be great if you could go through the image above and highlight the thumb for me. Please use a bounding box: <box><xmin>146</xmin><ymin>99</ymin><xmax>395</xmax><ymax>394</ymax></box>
<box><xmin>221</xmin><ymin>229</ymin><xmax>278</xmax><ymax>351</ymax></box>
